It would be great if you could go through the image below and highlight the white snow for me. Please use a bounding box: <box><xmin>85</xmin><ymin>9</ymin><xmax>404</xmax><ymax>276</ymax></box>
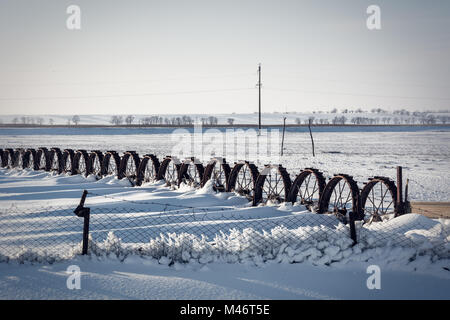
<box><xmin>0</xmin><ymin>168</ymin><xmax>449</xmax><ymax>299</ymax></box>
<box><xmin>1</xmin><ymin>125</ymin><xmax>449</xmax><ymax>201</ymax></box>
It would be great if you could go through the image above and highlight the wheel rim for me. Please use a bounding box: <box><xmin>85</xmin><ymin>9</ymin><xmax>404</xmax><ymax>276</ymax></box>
<box><xmin>164</xmin><ymin>161</ymin><xmax>177</xmax><ymax>185</ymax></box>
<box><xmin>92</xmin><ymin>155</ymin><xmax>102</xmax><ymax>176</ymax></box>
<box><xmin>185</xmin><ymin>163</ymin><xmax>201</xmax><ymax>186</ymax></box>
<box><xmin>363</xmin><ymin>181</ymin><xmax>395</xmax><ymax>221</ymax></box>
<box><xmin>144</xmin><ymin>160</ymin><xmax>156</xmax><ymax>182</ymax></box>
<box><xmin>39</xmin><ymin>152</ymin><xmax>46</xmax><ymax>169</ymax></box>
<box><xmin>211</xmin><ymin>162</ymin><xmax>226</xmax><ymax>191</ymax></box>
<box><xmin>18</xmin><ymin>153</ymin><xmax>24</xmax><ymax>168</ymax></box>
<box><xmin>125</xmin><ymin>156</ymin><xmax>136</xmax><ymax>178</ymax></box>
<box><xmin>236</xmin><ymin>165</ymin><xmax>253</xmax><ymax>197</ymax></box>
<box><xmin>78</xmin><ymin>154</ymin><xmax>86</xmax><ymax>175</ymax></box>
<box><xmin>298</xmin><ymin>173</ymin><xmax>321</xmax><ymax>206</ymax></box>
<box><xmin>328</xmin><ymin>179</ymin><xmax>354</xmax><ymax>214</ymax></box>
<box><xmin>262</xmin><ymin>168</ymin><xmax>285</xmax><ymax>204</ymax></box>
<box><xmin>65</xmin><ymin>155</ymin><xmax>72</xmax><ymax>172</ymax></box>
<box><xmin>107</xmin><ymin>156</ymin><xmax>117</xmax><ymax>175</ymax></box>
<box><xmin>28</xmin><ymin>153</ymin><xmax>34</xmax><ymax>169</ymax></box>
<box><xmin>51</xmin><ymin>154</ymin><xmax>59</xmax><ymax>171</ymax></box>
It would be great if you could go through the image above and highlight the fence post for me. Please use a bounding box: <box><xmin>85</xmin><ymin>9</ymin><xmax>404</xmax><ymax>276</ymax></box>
<box><xmin>396</xmin><ymin>166</ymin><xmax>404</xmax><ymax>216</ymax></box>
<box><xmin>74</xmin><ymin>190</ymin><xmax>91</xmax><ymax>255</ymax></box>
<box><xmin>348</xmin><ymin>211</ymin><xmax>357</xmax><ymax>245</ymax></box>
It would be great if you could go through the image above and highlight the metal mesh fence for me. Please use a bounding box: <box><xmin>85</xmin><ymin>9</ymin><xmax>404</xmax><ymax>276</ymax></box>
<box><xmin>0</xmin><ymin>205</ymin><xmax>83</xmax><ymax>262</ymax></box>
<box><xmin>0</xmin><ymin>193</ymin><xmax>448</xmax><ymax>264</ymax></box>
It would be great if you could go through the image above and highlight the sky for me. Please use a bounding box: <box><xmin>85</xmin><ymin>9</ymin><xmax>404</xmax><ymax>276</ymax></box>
<box><xmin>0</xmin><ymin>0</ymin><xmax>449</xmax><ymax>115</ymax></box>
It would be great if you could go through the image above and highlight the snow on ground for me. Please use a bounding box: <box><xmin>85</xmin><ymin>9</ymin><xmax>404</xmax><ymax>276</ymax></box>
<box><xmin>1</xmin><ymin>125</ymin><xmax>449</xmax><ymax>201</ymax></box>
<box><xmin>0</xmin><ymin>168</ymin><xmax>449</xmax><ymax>299</ymax></box>
<box><xmin>1</xmin><ymin>257</ymin><xmax>449</xmax><ymax>300</ymax></box>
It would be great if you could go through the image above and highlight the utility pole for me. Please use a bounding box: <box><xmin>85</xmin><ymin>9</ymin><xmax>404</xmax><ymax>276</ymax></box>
<box><xmin>257</xmin><ymin>63</ymin><xmax>262</xmax><ymax>133</ymax></box>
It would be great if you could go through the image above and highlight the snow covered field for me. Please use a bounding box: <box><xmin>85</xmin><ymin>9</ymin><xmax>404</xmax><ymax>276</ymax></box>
<box><xmin>0</xmin><ymin>168</ymin><xmax>449</xmax><ymax>300</ymax></box>
<box><xmin>1</xmin><ymin>125</ymin><xmax>449</xmax><ymax>201</ymax></box>
<box><xmin>1</xmin><ymin>125</ymin><xmax>449</xmax><ymax>299</ymax></box>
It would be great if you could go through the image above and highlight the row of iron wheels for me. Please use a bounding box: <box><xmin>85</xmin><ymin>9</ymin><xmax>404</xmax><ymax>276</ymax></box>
<box><xmin>0</xmin><ymin>147</ymin><xmax>398</xmax><ymax>222</ymax></box>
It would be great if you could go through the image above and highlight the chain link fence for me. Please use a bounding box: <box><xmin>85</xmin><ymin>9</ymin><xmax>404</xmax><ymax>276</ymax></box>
<box><xmin>0</xmin><ymin>191</ymin><xmax>448</xmax><ymax>264</ymax></box>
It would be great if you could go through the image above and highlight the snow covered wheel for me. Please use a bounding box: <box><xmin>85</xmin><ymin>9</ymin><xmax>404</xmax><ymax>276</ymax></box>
<box><xmin>158</xmin><ymin>156</ymin><xmax>182</xmax><ymax>187</ymax></box>
<box><xmin>73</xmin><ymin>150</ymin><xmax>91</xmax><ymax>177</ymax></box>
<box><xmin>103</xmin><ymin>151</ymin><xmax>121</xmax><ymax>177</ymax></box>
<box><xmin>318</xmin><ymin>174</ymin><xmax>361</xmax><ymax>218</ymax></box>
<box><xmin>287</xmin><ymin>168</ymin><xmax>326</xmax><ymax>212</ymax></box>
<box><xmin>62</xmin><ymin>149</ymin><xmax>75</xmax><ymax>174</ymax></box>
<box><xmin>360</xmin><ymin>177</ymin><xmax>397</xmax><ymax>223</ymax></box>
<box><xmin>253</xmin><ymin>164</ymin><xmax>291</xmax><ymax>206</ymax></box>
<box><xmin>49</xmin><ymin>148</ymin><xmax>64</xmax><ymax>174</ymax></box>
<box><xmin>136</xmin><ymin>154</ymin><xmax>161</xmax><ymax>186</ymax></box>
<box><xmin>89</xmin><ymin>150</ymin><xmax>104</xmax><ymax>179</ymax></box>
<box><xmin>0</xmin><ymin>149</ymin><xmax>4</xmax><ymax>167</ymax></box>
<box><xmin>13</xmin><ymin>148</ymin><xmax>25</xmax><ymax>169</ymax></box>
<box><xmin>25</xmin><ymin>148</ymin><xmax>37</xmax><ymax>170</ymax></box>
<box><xmin>36</xmin><ymin>147</ymin><xmax>51</xmax><ymax>171</ymax></box>
<box><xmin>1</xmin><ymin>149</ymin><xmax>11</xmax><ymax>168</ymax></box>
<box><xmin>1</xmin><ymin>149</ymin><xmax>8</xmax><ymax>168</ymax></box>
<box><xmin>0</xmin><ymin>149</ymin><xmax>6</xmax><ymax>168</ymax></box>
<box><xmin>202</xmin><ymin>157</ymin><xmax>231</xmax><ymax>192</ymax></box>
<box><xmin>227</xmin><ymin>161</ymin><xmax>259</xmax><ymax>200</ymax></box>
<box><xmin>4</xmin><ymin>148</ymin><xmax>15</xmax><ymax>168</ymax></box>
<box><xmin>119</xmin><ymin>151</ymin><xmax>140</xmax><ymax>182</ymax></box>
<box><xmin>179</xmin><ymin>157</ymin><xmax>204</xmax><ymax>187</ymax></box>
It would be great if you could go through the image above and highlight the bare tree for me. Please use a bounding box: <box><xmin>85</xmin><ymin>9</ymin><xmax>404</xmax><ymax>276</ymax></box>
<box><xmin>125</xmin><ymin>115</ymin><xmax>135</xmax><ymax>125</ymax></box>
<box><xmin>72</xmin><ymin>115</ymin><xmax>81</xmax><ymax>126</ymax></box>
<box><xmin>227</xmin><ymin>118</ymin><xmax>235</xmax><ymax>125</ymax></box>
<box><xmin>208</xmin><ymin>116</ymin><xmax>218</xmax><ymax>125</ymax></box>
<box><xmin>49</xmin><ymin>118</ymin><xmax>54</xmax><ymax>125</ymax></box>
<box><xmin>110</xmin><ymin>115</ymin><xmax>123</xmax><ymax>126</ymax></box>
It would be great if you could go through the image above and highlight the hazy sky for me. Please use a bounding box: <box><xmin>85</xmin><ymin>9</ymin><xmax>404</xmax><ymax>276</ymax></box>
<box><xmin>0</xmin><ymin>0</ymin><xmax>449</xmax><ymax>115</ymax></box>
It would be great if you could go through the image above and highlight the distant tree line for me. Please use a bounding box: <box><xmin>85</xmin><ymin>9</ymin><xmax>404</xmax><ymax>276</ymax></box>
<box><xmin>3</xmin><ymin>109</ymin><xmax>449</xmax><ymax>126</ymax></box>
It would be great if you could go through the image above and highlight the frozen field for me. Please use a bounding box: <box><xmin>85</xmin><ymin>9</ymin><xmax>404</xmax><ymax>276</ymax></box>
<box><xmin>1</xmin><ymin>125</ymin><xmax>449</xmax><ymax>201</ymax></box>
<box><xmin>1</xmin><ymin>125</ymin><xmax>449</xmax><ymax>300</ymax></box>
<box><xmin>0</xmin><ymin>168</ymin><xmax>449</xmax><ymax>299</ymax></box>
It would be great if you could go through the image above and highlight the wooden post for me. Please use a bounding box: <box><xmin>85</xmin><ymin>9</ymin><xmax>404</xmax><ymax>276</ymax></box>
<box><xmin>82</xmin><ymin>209</ymin><xmax>90</xmax><ymax>255</ymax></box>
<box><xmin>348</xmin><ymin>211</ymin><xmax>357</xmax><ymax>245</ymax></box>
<box><xmin>396</xmin><ymin>166</ymin><xmax>403</xmax><ymax>215</ymax></box>
<box><xmin>281</xmin><ymin>117</ymin><xmax>286</xmax><ymax>156</ymax></box>
<box><xmin>74</xmin><ymin>190</ymin><xmax>90</xmax><ymax>255</ymax></box>
<box><xmin>308</xmin><ymin>119</ymin><xmax>315</xmax><ymax>157</ymax></box>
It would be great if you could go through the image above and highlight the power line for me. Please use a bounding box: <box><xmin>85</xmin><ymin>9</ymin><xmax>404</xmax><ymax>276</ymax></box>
<box><xmin>265</xmin><ymin>87</ymin><xmax>450</xmax><ymax>101</ymax></box>
<box><xmin>0</xmin><ymin>72</ymin><xmax>255</xmax><ymax>88</ymax></box>
<box><xmin>265</xmin><ymin>72</ymin><xmax>450</xmax><ymax>90</ymax></box>
<box><xmin>0</xmin><ymin>87</ymin><xmax>255</xmax><ymax>102</ymax></box>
